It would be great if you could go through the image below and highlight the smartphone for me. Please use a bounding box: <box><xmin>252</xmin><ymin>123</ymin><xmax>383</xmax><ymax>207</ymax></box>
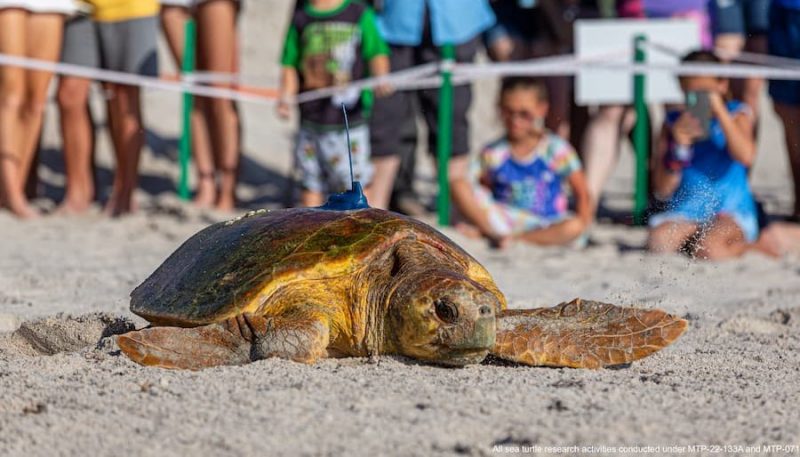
<box><xmin>685</xmin><ymin>91</ymin><xmax>711</xmax><ymax>141</ymax></box>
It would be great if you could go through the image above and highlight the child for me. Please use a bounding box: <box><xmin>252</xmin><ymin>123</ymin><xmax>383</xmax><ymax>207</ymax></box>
<box><xmin>451</xmin><ymin>77</ymin><xmax>591</xmax><ymax>248</ymax></box>
<box><xmin>277</xmin><ymin>0</ymin><xmax>390</xmax><ymax>207</ymax></box>
<box><xmin>648</xmin><ymin>50</ymin><xmax>758</xmax><ymax>260</ymax></box>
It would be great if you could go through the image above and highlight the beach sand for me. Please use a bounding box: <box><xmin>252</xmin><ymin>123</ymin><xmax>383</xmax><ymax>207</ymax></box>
<box><xmin>1</xmin><ymin>2</ymin><xmax>799</xmax><ymax>456</ymax></box>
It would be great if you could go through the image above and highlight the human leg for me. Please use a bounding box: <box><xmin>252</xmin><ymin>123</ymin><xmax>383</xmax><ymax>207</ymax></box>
<box><xmin>369</xmin><ymin>45</ymin><xmax>419</xmax><ymax>214</ymax></box>
<box><xmin>161</xmin><ymin>4</ymin><xmax>215</xmax><ymax>207</ymax></box>
<box><xmin>18</xmin><ymin>13</ymin><xmax>63</xmax><ymax>189</ymax></box>
<box><xmin>581</xmin><ymin>105</ymin><xmax>630</xmax><ymax>217</ymax></box>
<box><xmin>104</xmin><ymin>84</ymin><xmax>143</xmax><ymax>216</ymax></box>
<box><xmin>196</xmin><ymin>0</ymin><xmax>240</xmax><ymax>211</ymax></box>
<box><xmin>56</xmin><ymin>76</ymin><xmax>94</xmax><ymax>213</ymax></box>
<box><xmin>0</xmin><ymin>8</ymin><xmax>36</xmax><ymax>218</ymax></box>
<box><xmin>56</xmin><ymin>15</ymin><xmax>99</xmax><ymax>213</ymax></box>
<box><xmin>366</xmin><ymin>155</ymin><xmax>400</xmax><ymax>210</ymax></box>
<box><xmin>774</xmin><ymin>103</ymin><xmax>800</xmax><ymax>218</ymax></box>
<box><xmin>694</xmin><ymin>214</ymin><xmax>749</xmax><ymax>260</ymax></box>
<box><xmin>647</xmin><ymin>221</ymin><xmax>699</xmax><ymax>254</ymax></box>
<box><xmin>768</xmin><ymin>2</ymin><xmax>800</xmax><ymax>218</ymax></box>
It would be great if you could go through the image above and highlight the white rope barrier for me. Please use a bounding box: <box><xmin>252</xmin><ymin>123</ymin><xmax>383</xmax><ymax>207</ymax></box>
<box><xmin>0</xmin><ymin>52</ymin><xmax>274</xmax><ymax>105</ymax></box>
<box><xmin>3</xmin><ymin>42</ymin><xmax>800</xmax><ymax>108</ymax></box>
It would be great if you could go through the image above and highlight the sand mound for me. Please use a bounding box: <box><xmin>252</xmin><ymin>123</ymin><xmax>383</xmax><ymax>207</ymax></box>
<box><xmin>718</xmin><ymin>307</ymin><xmax>800</xmax><ymax>335</ymax></box>
<box><xmin>0</xmin><ymin>313</ymin><xmax>135</xmax><ymax>359</ymax></box>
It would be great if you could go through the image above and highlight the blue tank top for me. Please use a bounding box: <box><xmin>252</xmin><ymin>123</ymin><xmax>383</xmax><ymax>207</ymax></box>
<box><xmin>666</xmin><ymin>100</ymin><xmax>750</xmax><ymax>185</ymax></box>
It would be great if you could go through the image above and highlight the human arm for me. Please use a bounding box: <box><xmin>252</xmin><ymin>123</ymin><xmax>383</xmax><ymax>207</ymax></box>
<box><xmin>568</xmin><ymin>169</ymin><xmax>591</xmax><ymax>226</ymax></box>
<box><xmin>277</xmin><ymin>23</ymin><xmax>301</xmax><ymax>119</ymax></box>
<box><xmin>361</xmin><ymin>7</ymin><xmax>392</xmax><ymax>97</ymax></box>
<box><xmin>652</xmin><ymin>122</ymin><xmax>683</xmax><ymax>200</ymax></box>
<box><xmin>369</xmin><ymin>55</ymin><xmax>392</xmax><ymax>97</ymax></box>
<box><xmin>277</xmin><ymin>66</ymin><xmax>299</xmax><ymax>119</ymax></box>
<box><xmin>709</xmin><ymin>93</ymin><xmax>756</xmax><ymax>167</ymax></box>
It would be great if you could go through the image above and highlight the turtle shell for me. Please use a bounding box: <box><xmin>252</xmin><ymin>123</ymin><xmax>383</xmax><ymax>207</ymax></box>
<box><xmin>131</xmin><ymin>208</ymin><xmax>479</xmax><ymax>326</ymax></box>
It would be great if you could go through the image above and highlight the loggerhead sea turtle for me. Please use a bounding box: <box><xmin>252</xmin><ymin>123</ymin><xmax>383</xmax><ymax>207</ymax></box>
<box><xmin>117</xmin><ymin>188</ymin><xmax>687</xmax><ymax>370</ymax></box>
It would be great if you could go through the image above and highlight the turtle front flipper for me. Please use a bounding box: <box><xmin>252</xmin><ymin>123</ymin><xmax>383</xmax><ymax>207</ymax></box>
<box><xmin>490</xmin><ymin>299</ymin><xmax>687</xmax><ymax>369</ymax></box>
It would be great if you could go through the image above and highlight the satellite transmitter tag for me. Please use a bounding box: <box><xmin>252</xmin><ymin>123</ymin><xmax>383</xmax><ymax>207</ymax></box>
<box><xmin>320</xmin><ymin>104</ymin><xmax>370</xmax><ymax>210</ymax></box>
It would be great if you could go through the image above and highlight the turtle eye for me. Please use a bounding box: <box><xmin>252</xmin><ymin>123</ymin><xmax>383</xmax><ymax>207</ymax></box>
<box><xmin>434</xmin><ymin>298</ymin><xmax>459</xmax><ymax>323</ymax></box>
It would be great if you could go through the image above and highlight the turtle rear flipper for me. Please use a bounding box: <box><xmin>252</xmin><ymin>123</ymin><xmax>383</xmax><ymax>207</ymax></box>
<box><xmin>491</xmin><ymin>299</ymin><xmax>687</xmax><ymax>369</ymax></box>
<box><xmin>118</xmin><ymin>313</ymin><xmax>332</xmax><ymax>369</ymax></box>
<box><xmin>117</xmin><ymin>323</ymin><xmax>252</xmax><ymax>370</ymax></box>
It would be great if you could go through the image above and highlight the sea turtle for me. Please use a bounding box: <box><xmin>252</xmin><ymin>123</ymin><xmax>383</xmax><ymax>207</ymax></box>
<box><xmin>118</xmin><ymin>190</ymin><xmax>686</xmax><ymax>370</ymax></box>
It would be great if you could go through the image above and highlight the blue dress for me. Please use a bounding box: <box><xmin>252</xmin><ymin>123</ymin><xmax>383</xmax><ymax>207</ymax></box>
<box><xmin>650</xmin><ymin>100</ymin><xmax>759</xmax><ymax>242</ymax></box>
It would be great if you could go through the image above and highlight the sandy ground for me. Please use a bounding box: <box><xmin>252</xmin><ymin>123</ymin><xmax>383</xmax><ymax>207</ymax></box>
<box><xmin>2</xmin><ymin>2</ymin><xmax>800</xmax><ymax>456</ymax></box>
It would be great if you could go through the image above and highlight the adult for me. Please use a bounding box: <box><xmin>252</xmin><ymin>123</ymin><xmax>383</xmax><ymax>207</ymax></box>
<box><xmin>484</xmin><ymin>0</ymin><xmax>596</xmax><ymax>141</ymax></box>
<box><xmin>0</xmin><ymin>0</ymin><xmax>74</xmax><ymax>218</ymax></box>
<box><xmin>369</xmin><ymin>0</ymin><xmax>495</xmax><ymax>216</ymax></box>
<box><xmin>709</xmin><ymin>0</ymin><xmax>770</xmax><ymax>121</ymax></box>
<box><xmin>57</xmin><ymin>0</ymin><xmax>159</xmax><ymax>216</ymax></box>
<box><xmin>160</xmin><ymin>0</ymin><xmax>241</xmax><ymax>211</ymax></box>
<box><xmin>581</xmin><ymin>0</ymin><xmax>711</xmax><ymax>219</ymax></box>
<box><xmin>768</xmin><ymin>0</ymin><xmax>800</xmax><ymax>221</ymax></box>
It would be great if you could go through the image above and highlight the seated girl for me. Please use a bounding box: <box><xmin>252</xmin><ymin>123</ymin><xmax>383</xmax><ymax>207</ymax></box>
<box><xmin>648</xmin><ymin>50</ymin><xmax>759</xmax><ymax>260</ymax></box>
<box><xmin>451</xmin><ymin>77</ymin><xmax>591</xmax><ymax>248</ymax></box>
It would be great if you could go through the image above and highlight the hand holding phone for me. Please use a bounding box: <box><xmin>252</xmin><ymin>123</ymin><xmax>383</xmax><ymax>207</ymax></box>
<box><xmin>685</xmin><ymin>90</ymin><xmax>712</xmax><ymax>141</ymax></box>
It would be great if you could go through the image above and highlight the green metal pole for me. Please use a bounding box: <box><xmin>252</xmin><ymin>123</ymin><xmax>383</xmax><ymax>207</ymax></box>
<box><xmin>633</xmin><ymin>34</ymin><xmax>648</xmax><ymax>225</ymax></box>
<box><xmin>178</xmin><ymin>19</ymin><xmax>197</xmax><ymax>201</ymax></box>
<box><xmin>436</xmin><ymin>44</ymin><xmax>455</xmax><ymax>226</ymax></box>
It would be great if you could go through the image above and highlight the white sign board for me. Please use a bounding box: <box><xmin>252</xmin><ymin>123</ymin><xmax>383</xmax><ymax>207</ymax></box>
<box><xmin>575</xmin><ymin>19</ymin><xmax>701</xmax><ymax>105</ymax></box>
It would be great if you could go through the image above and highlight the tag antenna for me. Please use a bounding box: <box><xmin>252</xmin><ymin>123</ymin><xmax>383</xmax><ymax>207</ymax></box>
<box><xmin>342</xmin><ymin>104</ymin><xmax>355</xmax><ymax>190</ymax></box>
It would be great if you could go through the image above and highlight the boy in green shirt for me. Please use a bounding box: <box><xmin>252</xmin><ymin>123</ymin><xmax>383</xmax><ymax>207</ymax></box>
<box><xmin>278</xmin><ymin>0</ymin><xmax>391</xmax><ymax>207</ymax></box>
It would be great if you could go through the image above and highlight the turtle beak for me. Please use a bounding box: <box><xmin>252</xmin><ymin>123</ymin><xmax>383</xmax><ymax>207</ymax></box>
<box><xmin>437</xmin><ymin>305</ymin><xmax>496</xmax><ymax>366</ymax></box>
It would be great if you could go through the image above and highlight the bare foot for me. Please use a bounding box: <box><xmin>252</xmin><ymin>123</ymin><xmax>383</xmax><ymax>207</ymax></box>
<box><xmin>104</xmin><ymin>192</ymin><xmax>138</xmax><ymax>218</ymax></box>
<box><xmin>5</xmin><ymin>199</ymin><xmax>40</xmax><ymax>220</ymax></box>
<box><xmin>193</xmin><ymin>173</ymin><xmax>216</xmax><ymax>208</ymax></box>
<box><xmin>755</xmin><ymin>222</ymin><xmax>800</xmax><ymax>257</ymax></box>
<box><xmin>455</xmin><ymin>222</ymin><xmax>482</xmax><ymax>239</ymax></box>
<box><xmin>215</xmin><ymin>194</ymin><xmax>236</xmax><ymax>212</ymax></box>
<box><xmin>55</xmin><ymin>199</ymin><xmax>93</xmax><ymax>216</ymax></box>
<box><xmin>488</xmin><ymin>234</ymin><xmax>512</xmax><ymax>250</ymax></box>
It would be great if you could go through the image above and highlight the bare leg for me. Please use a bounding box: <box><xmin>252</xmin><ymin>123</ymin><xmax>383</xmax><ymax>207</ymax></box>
<box><xmin>582</xmin><ymin>105</ymin><xmax>630</xmax><ymax>216</ymax></box>
<box><xmin>18</xmin><ymin>13</ymin><xmax>63</xmax><ymax>189</ymax></box>
<box><xmin>364</xmin><ymin>155</ymin><xmax>400</xmax><ymax>209</ymax></box>
<box><xmin>0</xmin><ymin>8</ymin><xmax>37</xmax><ymax>218</ymax></box>
<box><xmin>450</xmin><ymin>177</ymin><xmax>508</xmax><ymax>246</ymax></box>
<box><xmin>301</xmin><ymin>191</ymin><xmax>324</xmax><ymax>207</ymax></box>
<box><xmin>774</xmin><ymin>102</ymin><xmax>800</xmax><ymax>218</ymax></box>
<box><xmin>755</xmin><ymin>222</ymin><xmax>800</xmax><ymax>257</ymax></box>
<box><xmin>161</xmin><ymin>5</ymin><xmax>216</xmax><ymax>207</ymax></box>
<box><xmin>515</xmin><ymin>217</ymin><xmax>586</xmax><ymax>246</ymax></box>
<box><xmin>449</xmin><ymin>155</ymin><xmax>513</xmax><ymax>249</ymax></box>
<box><xmin>694</xmin><ymin>215</ymin><xmax>748</xmax><ymax>260</ymax></box>
<box><xmin>104</xmin><ymin>84</ymin><xmax>143</xmax><ymax>216</ymax></box>
<box><xmin>647</xmin><ymin>221</ymin><xmax>698</xmax><ymax>254</ymax></box>
<box><xmin>56</xmin><ymin>77</ymin><xmax>94</xmax><ymax>213</ymax></box>
<box><xmin>545</xmin><ymin>76</ymin><xmax>570</xmax><ymax>140</ymax></box>
<box><xmin>196</xmin><ymin>0</ymin><xmax>240</xmax><ymax>211</ymax></box>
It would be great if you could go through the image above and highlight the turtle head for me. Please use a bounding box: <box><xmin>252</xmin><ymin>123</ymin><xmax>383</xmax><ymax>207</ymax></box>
<box><xmin>388</xmin><ymin>272</ymin><xmax>499</xmax><ymax>366</ymax></box>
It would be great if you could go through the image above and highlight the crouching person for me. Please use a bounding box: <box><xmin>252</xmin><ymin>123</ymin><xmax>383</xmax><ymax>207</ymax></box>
<box><xmin>451</xmin><ymin>77</ymin><xmax>591</xmax><ymax>249</ymax></box>
<box><xmin>648</xmin><ymin>50</ymin><xmax>759</xmax><ymax>260</ymax></box>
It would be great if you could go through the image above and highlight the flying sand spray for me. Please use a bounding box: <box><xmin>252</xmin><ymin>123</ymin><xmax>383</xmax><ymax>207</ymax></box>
<box><xmin>320</xmin><ymin>104</ymin><xmax>370</xmax><ymax>210</ymax></box>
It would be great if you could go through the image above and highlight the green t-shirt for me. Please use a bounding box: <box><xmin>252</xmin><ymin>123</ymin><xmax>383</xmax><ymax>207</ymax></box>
<box><xmin>281</xmin><ymin>0</ymin><xmax>389</xmax><ymax>127</ymax></box>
